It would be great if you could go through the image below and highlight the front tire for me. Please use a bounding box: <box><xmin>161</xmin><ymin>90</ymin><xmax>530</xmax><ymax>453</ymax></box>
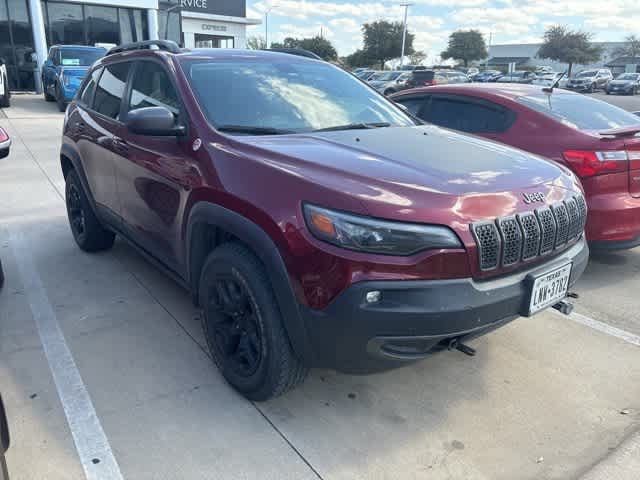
<box><xmin>65</xmin><ymin>170</ymin><xmax>115</xmax><ymax>252</ymax></box>
<box><xmin>589</xmin><ymin>82</ymin><xmax>596</xmax><ymax>93</ymax></box>
<box><xmin>199</xmin><ymin>242</ymin><xmax>308</xmax><ymax>401</ymax></box>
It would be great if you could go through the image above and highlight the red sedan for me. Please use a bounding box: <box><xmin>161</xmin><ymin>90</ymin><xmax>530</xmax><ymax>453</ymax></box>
<box><xmin>392</xmin><ymin>84</ymin><xmax>640</xmax><ymax>250</ymax></box>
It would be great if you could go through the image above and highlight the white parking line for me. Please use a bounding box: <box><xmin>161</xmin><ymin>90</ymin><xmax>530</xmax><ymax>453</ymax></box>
<box><xmin>10</xmin><ymin>229</ymin><xmax>124</xmax><ymax>480</ymax></box>
<box><xmin>553</xmin><ymin>309</ymin><xmax>640</xmax><ymax>347</ymax></box>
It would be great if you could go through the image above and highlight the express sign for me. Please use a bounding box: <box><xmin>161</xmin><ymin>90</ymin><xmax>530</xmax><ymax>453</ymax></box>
<box><xmin>179</xmin><ymin>0</ymin><xmax>245</xmax><ymax>16</ymax></box>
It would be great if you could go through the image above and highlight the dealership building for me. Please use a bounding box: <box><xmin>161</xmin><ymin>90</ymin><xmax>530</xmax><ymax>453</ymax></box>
<box><xmin>487</xmin><ymin>42</ymin><xmax>638</xmax><ymax>74</ymax></box>
<box><xmin>0</xmin><ymin>0</ymin><xmax>259</xmax><ymax>91</ymax></box>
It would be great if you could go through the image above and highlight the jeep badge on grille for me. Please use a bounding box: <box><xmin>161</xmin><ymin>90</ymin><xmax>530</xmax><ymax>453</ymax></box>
<box><xmin>523</xmin><ymin>192</ymin><xmax>545</xmax><ymax>204</ymax></box>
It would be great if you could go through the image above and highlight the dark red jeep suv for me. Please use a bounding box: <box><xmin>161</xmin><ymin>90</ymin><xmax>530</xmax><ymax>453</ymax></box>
<box><xmin>61</xmin><ymin>41</ymin><xmax>588</xmax><ymax>400</ymax></box>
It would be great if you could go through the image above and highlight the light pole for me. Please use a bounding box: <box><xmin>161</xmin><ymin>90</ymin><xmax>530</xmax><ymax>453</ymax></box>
<box><xmin>399</xmin><ymin>2</ymin><xmax>413</xmax><ymax>68</ymax></box>
<box><xmin>265</xmin><ymin>4</ymin><xmax>279</xmax><ymax>48</ymax></box>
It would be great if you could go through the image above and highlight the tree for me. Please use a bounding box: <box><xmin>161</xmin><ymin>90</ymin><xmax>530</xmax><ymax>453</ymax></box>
<box><xmin>362</xmin><ymin>20</ymin><xmax>414</xmax><ymax>69</ymax></box>
<box><xmin>612</xmin><ymin>34</ymin><xmax>640</xmax><ymax>59</ymax></box>
<box><xmin>408</xmin><ymin>51</ymin><xmax>427</xmax><ymax>66</ymax></box>
<box><xmin>344</xmin><ymin>49</ymin><xmax>375</xmax><ymax>68</ymax></box>
<box><xmin>246</xmin><ymin>36</ymin><xmax>267</xmax><ymax>50</ymax></box>
<box><xmin>441</xmin><ymin>30</ymin><xmax>487</xmax><ymax>67</ymax></box>
<box><xmin>270</xmin><ymin>36</ymin><xmax>338</xmax><ymax>61</ymax></box>
<box><xmin>537</xmin><ymin>25</ymin><xmax>603</xmax><ymax>76</ymax></box>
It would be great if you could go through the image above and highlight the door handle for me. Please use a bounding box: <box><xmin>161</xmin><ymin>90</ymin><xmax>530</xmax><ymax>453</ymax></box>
<box><xmin>112</xmin><ymin>136</ymin><xmax>129</xmax><ymax>154</ymax></box>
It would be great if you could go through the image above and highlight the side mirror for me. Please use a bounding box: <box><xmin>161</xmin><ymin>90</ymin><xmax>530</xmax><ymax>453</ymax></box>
<box><xmin>0</xmin><ymin>128</ymin><xmax>10</xmax><ymax>160</ymax></box>
<box><xmin>43</xmin><ymin>59</ymin><xmax>53</xmax><ymax>68</ymax></box>
<box><xmin>125</xmin><ymin>107</ymin><xmax>185</xmax><ymax>136</ymax></box>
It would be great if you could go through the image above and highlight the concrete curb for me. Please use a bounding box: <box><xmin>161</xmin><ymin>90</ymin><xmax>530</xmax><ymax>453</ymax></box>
<box><xmin>579</xmin><ymin>429</ymin><xmax>640</xmax><ymax>480</ymax></box>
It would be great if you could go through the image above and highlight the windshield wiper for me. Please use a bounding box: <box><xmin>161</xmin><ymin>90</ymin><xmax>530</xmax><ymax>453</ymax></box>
<box><xmin>313</xmin><ymin>122</ymin><xmax>391</xmax><ymax>132</ymax></box>
<box><xmin>216</xmin><ymin>125</ymin><xmax>296</xmax><ymax>135</ymax></box>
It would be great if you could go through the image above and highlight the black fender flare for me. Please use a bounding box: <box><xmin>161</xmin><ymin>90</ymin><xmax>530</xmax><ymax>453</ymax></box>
<box><xmin>60</xmin><ymin>142</ymin><xmax>100</xmax><ymax>217</ymax></box>
<box><xmin>186</xmin><ymin>202</ymin><xmax>313</xmax><ymax>364</ymax></box>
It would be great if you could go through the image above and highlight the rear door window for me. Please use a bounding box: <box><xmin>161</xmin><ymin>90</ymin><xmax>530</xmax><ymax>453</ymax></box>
<box><xmin>92</xmin><ymin>62</ymin><xmax>131</xmax><ymax>120</ymax></box>
<box><xmin>516</xmin><ymin>93</ymin><xmax>640</xmax><ymax>130</ymax></box>
<box><xmin>79</xmin><ymin>67</ymin><xmax>102</xmax><ymax>106</ymax></box>
<box><xmin>421</xmin><ymin>95</ymin><xmax>515</xmax><ymax>133</ymax></box>
<box><xmin>394</xmin><ymin>96</ymin><xmax>428</xmax><ymax>116</ymax></box>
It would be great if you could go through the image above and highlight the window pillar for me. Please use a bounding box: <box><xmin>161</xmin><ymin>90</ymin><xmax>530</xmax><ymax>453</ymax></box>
<box><xmin>28</xmin><ymin>0</ymin><xmax>47</xmax><ymax>93</ymax></box>
<box><xmin>147</xmin><ymin>9</ymin><xmax>159</xmax><ymax>40</ymax></box>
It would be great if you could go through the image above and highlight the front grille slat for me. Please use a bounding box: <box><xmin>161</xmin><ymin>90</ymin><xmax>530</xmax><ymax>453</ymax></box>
<box><xmin>565</xmin><ymin>197</ymin><xmax>581</xmax><ymax>240</ymax></box>
<box><xmin>551</xmin><ymin>202</ymin><xmax>570</xmax><ymax>247</ymax></box>
<box><xmin>517</xmin><ymin>212</ymin><xmax>541</xmax><ymax>260</ymax></box>
<box><xmin>471</xmin><ymin>194</ymin><xmax>586</xmax><ymax>272</ymax></box>
<box><xmin>535</xmin><ymin>207</ymin><xmax>556</xmax><ymax>255</ymax></box>
<box><xmin>471</xmin><ymin>221</ymin><xmax>501</xmax><ymax>271</ymax></box>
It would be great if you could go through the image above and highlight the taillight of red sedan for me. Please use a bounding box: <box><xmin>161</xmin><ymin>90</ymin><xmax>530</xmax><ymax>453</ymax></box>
<box><xmin>562</xmin><ymin>150</ymin><xmax>638</xmax><ymax>177</ymax></box>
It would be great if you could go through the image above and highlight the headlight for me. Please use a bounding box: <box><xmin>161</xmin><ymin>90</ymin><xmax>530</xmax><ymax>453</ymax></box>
<box><xmin>62</xmin><ymin>73</ymin><xmax>71</xmax><ymax>87</ymax></box>
<box><xmin>303</xmin><ymin>204</ymin><xmax>462</xmax><ymax>255</ymax></box>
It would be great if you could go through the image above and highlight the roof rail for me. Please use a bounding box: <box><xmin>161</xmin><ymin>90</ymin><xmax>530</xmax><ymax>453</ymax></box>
<box><xmin>106</xmin><ymin>40</ymin><xmax>181</xmax><ymax>56</ymax></box>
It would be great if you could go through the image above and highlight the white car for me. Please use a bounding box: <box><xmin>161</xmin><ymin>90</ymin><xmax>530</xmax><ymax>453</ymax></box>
<box><xmin>532</xmin><ymin>72</ymin><xmax>567</xmax><ymax>87</ymax></box>
<box><xmin>0</xmin><ymin>60</ymin><xmax>10</xmax><ymax>108</ymax></box>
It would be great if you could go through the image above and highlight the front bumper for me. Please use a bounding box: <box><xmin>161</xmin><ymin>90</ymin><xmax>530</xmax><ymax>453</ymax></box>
<box><xmin>606</xmin><ymin>85</ymin><xmax>633</xmax><ymax>94</ymax></box>
<box><xmin>566</xmin><ymin>83</ymin><xmax>591</xmax><ymax>91</ymax></box>
<box><xmin>302</xmin><ymin>238</ymin><xmax>588</xmax><ymax>373</ymax></box>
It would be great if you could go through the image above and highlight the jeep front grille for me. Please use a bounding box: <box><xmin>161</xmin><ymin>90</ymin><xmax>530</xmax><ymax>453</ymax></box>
<box><xmin>471</xmin><ymin>194</ymin><xmax>587</xmax><ymax>271</ymax></box>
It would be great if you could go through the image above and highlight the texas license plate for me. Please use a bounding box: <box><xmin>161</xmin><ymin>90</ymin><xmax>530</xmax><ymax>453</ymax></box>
<box><xmin>527</xmin><ymin>263</ymin><xmax>572</xmax><ymax>316</ymax></box>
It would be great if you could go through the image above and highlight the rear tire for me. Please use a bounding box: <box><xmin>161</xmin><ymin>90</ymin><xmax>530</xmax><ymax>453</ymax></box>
<box><xmin>65</xmin><ymin>170</ymin><xmax>115</xmax><ymax>252</ymax></box>
<box><xmin>199</xmin><ymin>242</ymin><xmax>308</xmax><ymax>401</ymax></box>
<box><xmin>44</xmin><ymin>85</ymin><xmax>54</xmax><ymax>102</ymax></box>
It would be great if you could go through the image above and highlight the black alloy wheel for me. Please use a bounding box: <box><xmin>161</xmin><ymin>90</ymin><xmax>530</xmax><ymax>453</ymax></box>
<box><xmin>206</xmin><ymin>275</ymin><xmax>262</xmax><ymax>377</ymax></box>
<box><xmin>66</xmin><ymin>182</ymin><xmax>86</xmax><ymax>240</ymax></box>
<box><xmin>64</xmin><ymin>169</ymin><xmax>115</xmax><ymax>252</ymax></box>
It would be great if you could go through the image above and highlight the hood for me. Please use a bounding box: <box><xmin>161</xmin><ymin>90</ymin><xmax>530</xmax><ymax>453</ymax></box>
<box><xmin>610</xmin><ymin>80</ymin><xmax>634</xmax><ymax>86</ymax></box>
<box><xmin>234</xmin><ymin>125</ymin><xmax>578</xmax><ymax>222</ymax></box>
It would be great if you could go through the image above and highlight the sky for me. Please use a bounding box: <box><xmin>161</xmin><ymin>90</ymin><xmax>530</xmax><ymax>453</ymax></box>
<box><xmin>245</xmin><ymin>0</ymin><xmax>639</xmax><ymax>62</ymax></box>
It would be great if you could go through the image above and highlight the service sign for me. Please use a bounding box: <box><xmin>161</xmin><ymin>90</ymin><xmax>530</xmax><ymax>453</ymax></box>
<box><xmin>179</xmin><ymin>0</ymin><xmax>245</xmax><ymax>17</ymax></box>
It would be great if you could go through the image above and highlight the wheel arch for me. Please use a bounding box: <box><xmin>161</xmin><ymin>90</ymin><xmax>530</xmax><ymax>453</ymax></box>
<box><xmin>60</xmin><ymin>143</ymin><xmax>99</xmax><ymax>217</ymax></box>
<box><xmin>186</xmin><ymin>202</ymin><xmax>313</xmax><ymax>364</ymax></box>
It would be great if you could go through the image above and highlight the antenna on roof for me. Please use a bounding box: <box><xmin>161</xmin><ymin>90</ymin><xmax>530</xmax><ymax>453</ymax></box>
<box><xmin>542</xmin><ymin>71</ymin><xmax>566</xmax><ymax>94</ymax></box>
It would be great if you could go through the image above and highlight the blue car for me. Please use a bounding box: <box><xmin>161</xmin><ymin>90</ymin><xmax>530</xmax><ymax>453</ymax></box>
<box><xmin>42</xmin><ymin>45</ymin><xmax>106</xmax><ymax>111</ymax></box>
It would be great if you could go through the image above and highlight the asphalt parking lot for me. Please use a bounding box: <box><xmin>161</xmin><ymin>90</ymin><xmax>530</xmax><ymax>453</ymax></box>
<box><xmin>1</xmin><ymin>92</ymin><xmax>639</xmax><ymax>480</ymax></box>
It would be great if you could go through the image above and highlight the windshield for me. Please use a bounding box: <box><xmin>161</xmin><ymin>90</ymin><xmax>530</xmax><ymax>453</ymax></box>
<box><xmin>183</xmin><ymin>59</ymin><xmax>414</xmax><ymax>133</ymax></box>
<box><xmin>59</xmin><ymin>48</ymin><xmax>105</xmax><ymax>67</ymax></box>
<box><xmin>517</xmin><ymin>93</ymin><xmax>640</xmax><ymax>130</ymax></box>
<box><xmin>576</xmin><ymin>71</ymin><xmax>597</xmax><ymax>78</ymax></box>
<box><xmin>617</xmin><ymin>73</ymin><xmax>639</xmax><ymax>80</ymax></box>
<box><xmin>375</xmin><ymin>71</ymin><xmax>402</xmax><ymax>81</ymax></box>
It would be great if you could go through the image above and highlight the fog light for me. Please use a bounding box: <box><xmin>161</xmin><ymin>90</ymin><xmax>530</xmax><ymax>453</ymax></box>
<box><xmin>365</xmin><ymin>291</ymin><xmax>381</xmax><ymax>303</ymax></box>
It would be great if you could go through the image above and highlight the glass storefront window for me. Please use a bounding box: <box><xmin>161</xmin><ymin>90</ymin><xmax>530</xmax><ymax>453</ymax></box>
<box><xmin>194</xmin><ymin>34</ymin><xmax>234</xmax><ymax>48</ymax></box>
<box><xmin>85</xmin><ymin>5</ymin><xmax>119</xmax><ymax>46</ymax></box>
<box><xmin>158</xmin><ymin>2</ymin><xmax>181</xmax><ymax>46</ymax></box>
<box><xmin>119</xmin><ymin>8</ymin><xmax>147</xmax><ymax>44</ymax></box>
<box><xmin>43</xmin><ymin>2</ymin><xmax>150</xmax><ymax>50</ymax></box>
<box><xmin>46</xmin><ymin>2</ymin><xmax>84</xmax><ymax>46</ymax></box>
<box><xmin>0</xmin><ymin>0</ymin><xmax>35</xmax><ymax>90</ymax></box>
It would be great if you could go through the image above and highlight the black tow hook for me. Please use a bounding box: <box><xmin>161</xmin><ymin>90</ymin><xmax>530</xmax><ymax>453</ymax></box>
<box><xmin>448</xmin><ymin>338</ymin><xmax>476</xmax><ymax>357</ymax></box>
<box><xmin>552</xmin><ymin>300</ymin><xmax>574</xmax><ymax>315</ymax></box>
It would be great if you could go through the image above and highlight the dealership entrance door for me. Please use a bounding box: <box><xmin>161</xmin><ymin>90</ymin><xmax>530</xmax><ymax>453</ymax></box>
<box><xmin>0</xmin><ymin>0</ymin><xmax>36</xmax><ymax>90</ymax></box>
<box><xmin>194</xmin><ymin>33</ymin><xmax>233</xmax><ymax>48</ymax></box>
